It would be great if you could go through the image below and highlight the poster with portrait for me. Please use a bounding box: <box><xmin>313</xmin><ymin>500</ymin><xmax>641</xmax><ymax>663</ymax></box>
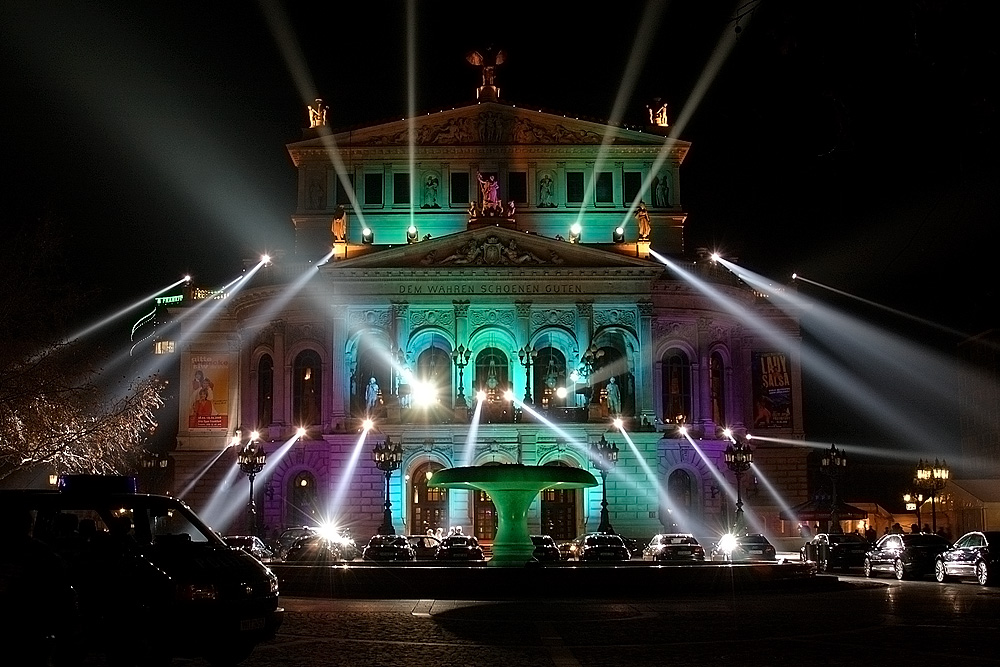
<box><xmin>751</xmin><ymin>351</ymin><xmax>792</xmax><ymax>429</ymax></box>
<box><xmin>187</xmin><ymin>354</ymin><xmax>230</xmax><ymax>429</ymax></box>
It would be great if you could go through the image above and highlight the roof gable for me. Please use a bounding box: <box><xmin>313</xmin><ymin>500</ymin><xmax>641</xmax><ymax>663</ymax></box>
<box><xmin>290</xmin><ymin>102</ymin><xmax>687</xmax><ymax>151</ymax></box>
<box><xmin>326</xmin><ymin>227</ymin><xmax>662</xmax><ymax>271</ymax></box>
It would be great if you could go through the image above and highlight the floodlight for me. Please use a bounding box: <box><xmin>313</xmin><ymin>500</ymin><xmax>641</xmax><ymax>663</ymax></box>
<box><xmin>406</xmin><ymin>224</ymin><xmax>418</xmax><ymax>244</ymax></box>
<box><xmin>569</xmin><ymin>223</ymin><xmax>582</xmax><ymax>243</ymax></box>
<box><xmin>612</xmin><ymin>226</ymin><xmax>625</xmax><ymax>243</ymax></box>
<box><xmin>362</xmin><ymin>227</ymin><xmax>374</xmax><ymax>244</ymax></box>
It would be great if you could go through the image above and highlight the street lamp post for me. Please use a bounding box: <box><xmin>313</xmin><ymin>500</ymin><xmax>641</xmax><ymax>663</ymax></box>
<box><xmin>517</xmin><ymin>345</ymin><xmax>537</xmax><ymax>405</ymax></box>
<box><xmin>237</xmin><ymin>438</ymin><xmax>267</xmax><ymax>537</ymax></box>
<box><xmin>590</xmin><ymin>435</ymin><xmax>619</xmax><ymax>534</ymax></box>
<box><xmin>724</xmin><ymin>436</ymin><xmax>753</xmax><ymax>533</ymax></box>
<box><xmin>915</xmin><ymin>458</ymin><xmax>949</xmax><ymax>533</ymax></box>
<box><xmin>373</xmin><ymin>436</ymin><xmax>403</xmax><ymax>535</ymax></box>
<box><xmin>902</xmin><ymin>490</ymin><xmax>924</xmax><ymax>531</ymax></box>
<box><xmin>452</xmin><ymin>344</ymin><xmax>471</xmax><ymax>409</ymax></box>
<box><xmin>819</xmin><ymin>444</ymin><xmax>847</xmax><ymax>533</ymax></box>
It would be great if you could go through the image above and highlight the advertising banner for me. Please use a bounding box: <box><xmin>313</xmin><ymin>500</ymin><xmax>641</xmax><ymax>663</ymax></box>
<box><xmin>751</xmin><ymin>351</ymin><xmax>792</xmax><ymax>429</ymax></box>
<box><xmin>187</xmin><ymin>354</ymin><xmax>229</xmax><ymax>429</ymax></box>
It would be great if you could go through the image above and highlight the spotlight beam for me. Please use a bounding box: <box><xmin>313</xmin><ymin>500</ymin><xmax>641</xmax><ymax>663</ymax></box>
<box><xmin>61</xmin><ymin>277</ymin><xmax>191</xmax><ymax>347</ymax></box>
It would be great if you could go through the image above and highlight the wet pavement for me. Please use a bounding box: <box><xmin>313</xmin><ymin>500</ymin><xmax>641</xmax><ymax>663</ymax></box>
<box><xmin>78</xmin><ymin>572</ymin><xmax>1000</xmax><ymax>666</ymax></box>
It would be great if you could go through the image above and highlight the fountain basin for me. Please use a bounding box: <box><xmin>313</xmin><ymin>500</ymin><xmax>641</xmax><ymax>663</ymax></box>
<box><xmin>429</xmin><ymin>464</ymin><xmax>598</xmax><ymax>567</ymax></box>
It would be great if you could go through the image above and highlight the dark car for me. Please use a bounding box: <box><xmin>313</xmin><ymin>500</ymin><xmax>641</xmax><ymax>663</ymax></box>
<box><xmin>274</xmin><ymin>526</ymin><xmax>317</xmax><ymax>561</ymax></box>
<box><xmin>934</xmin><ymin>530</ymin><xmax>1000</xmax><ymax>586</ymax></box>
<box><xmin>642</xmin><ymin>533</ymin><xmax>706</xmax><ymax>562</ymax></box>
<box><xmin>574</xmin><ymin>533</ymin><xmax>631</xmax><ymax>562</ymax></box>
<box><xmin>225</xmin><ymin>535</ymin><xmax>275</xmax><ymax>563</ymax></box>
<box><xmin>283</xmin><ymin>534</ymin><xmax>345</xmax><ymax>564</ymax></box>
<box><xmin>362</xmin><ymin>534</ymin><xmax>416</xmax><ymax>561</ymax></box>
<box><xmin>712</xmin><ymin>533</ymin><xmax>777</xmax><ymax>561</ymax></box>
<box><xmin>800</xmin><ymin>533</ymin><xmax>870</xmax><ymax>572</ymax></box>
<box><xmin>864</xmin><ymin>532</ymin><xmax>951</xmax><ymax>580</ymax></box>
<box><xmin>530</xmin><ymin>534</ymin><xmax>561</xmax><ymax>562</ymax></box>
<box><xmin>406</xmin><ymin>534</ymin><xmax>442</xmax><ymax>559</ymax></box>
<box><xmin>0</xmin><ymin>475</ymin><xmax>282</xmax><ymax>666</ymax></box>
<box><xmin>435</xmin><ymin>534</ymin><xmax>485</xmax><ymax>561</ymax></box>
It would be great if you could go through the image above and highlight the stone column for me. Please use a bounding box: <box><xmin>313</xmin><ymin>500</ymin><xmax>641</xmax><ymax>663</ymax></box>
<box><xmin>329</xmin><ymin>311</ymin><xmax>347</xmax><ymax>430</ymax></box>
<box><xmin>697</xmin><ymin>316</ymin><xmax>715</xmax><ymax>435</ymax></box>
<box><xmin>271</xmin><ymin>320</ymin><xmax>287</xmax><ymax>430</ymax></box>
<box><xmin>636</xmin><ymin>300</ymin><xmax>654</xmax><ymax>423</ymax></box>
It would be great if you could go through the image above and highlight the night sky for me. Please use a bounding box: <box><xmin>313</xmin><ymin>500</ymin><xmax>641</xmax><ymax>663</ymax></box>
<box><xmin>4</xmin><ymin>2</ymin><xmax>998</xmax><ymax>503</ymax></box>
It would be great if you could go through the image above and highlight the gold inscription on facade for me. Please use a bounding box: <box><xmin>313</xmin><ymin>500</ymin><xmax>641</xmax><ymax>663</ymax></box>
<box><xmin>398</xmin><ymin>284</ymin><xmax>582</xmax><ymax>295</ymax></box>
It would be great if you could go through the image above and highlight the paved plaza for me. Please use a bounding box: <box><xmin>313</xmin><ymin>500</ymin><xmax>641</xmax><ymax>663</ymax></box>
<box><xmin>78</xmin><ymin>574</ymin><xmax>1000</xmax><ymax>666</ymax></box>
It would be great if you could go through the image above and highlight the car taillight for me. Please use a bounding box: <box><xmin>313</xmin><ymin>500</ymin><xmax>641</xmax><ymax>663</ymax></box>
<box><xmin>176</xmin><ymin>584</ymin><xmax>218</xmax><ymax>601</ymax></box>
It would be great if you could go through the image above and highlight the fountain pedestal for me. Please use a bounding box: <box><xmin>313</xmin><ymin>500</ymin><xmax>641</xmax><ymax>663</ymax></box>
<box><xmin>429</xmin><ymin>464</ymin><xmax>597</xmax><ymax>567</ymax></box>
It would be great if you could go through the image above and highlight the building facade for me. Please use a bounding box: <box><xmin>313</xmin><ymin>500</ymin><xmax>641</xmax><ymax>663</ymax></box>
<box><xmin>143</xmin><ymin>84</ymin><xmax>809</xmax><ymax>547</ymax></box>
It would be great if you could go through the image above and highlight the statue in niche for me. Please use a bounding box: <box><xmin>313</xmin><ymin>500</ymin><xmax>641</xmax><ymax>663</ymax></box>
<box><xmin>634</xmin><ymin>200</ymin><xmax>651</xmax><ymax>239</ymax></box>
<box><xmin>308</xmin><ymin>98</ymin><xmax>328</xmax><ymax>128</ymax></box>
<box><xmin>653</xmin><ymin>175</ymin><xmax>670</xmax><ymax>208</ymax></box>
<box><xmin>308</xmin><ymin>176</ymin><xmax>327</xmax><ymax>210</ymax></box>
<box><xmin>538</xmin><ymin>174</ymin><xmax>555</xmax><ymax>207</ymax></box>
<box><xmin>606</xmin><ymin>376</ymin><xmax>622</xmax><ymax>416</ymax></box>
<box><xmin>331</xmin><ymin>205</ymin><xmax>347</xmax><ymax>242</ymax></box>
<box><xmin>422</xmin><ymin>174</ymin><xmax>440</xmax><ymax>208</ymax></box>
<box><xmin>365</xmin><ymin>377</ymin><xmax>380</xmax><ymax>413</ymax></box>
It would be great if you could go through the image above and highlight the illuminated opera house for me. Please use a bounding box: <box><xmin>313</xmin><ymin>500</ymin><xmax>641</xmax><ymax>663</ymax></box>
<box><xmin>138</xmin><ymin>64</ymin><xmax>809</xmax><ymax>548</ymax></box>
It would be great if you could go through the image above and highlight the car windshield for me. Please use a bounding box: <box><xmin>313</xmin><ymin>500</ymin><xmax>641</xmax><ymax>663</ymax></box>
<box><xmin>531</xmin><ymin>536</ymin><xmax>554</xmax><ymax>546</ymax></box>
<box><xmin>828</xmin><ymin>534</ymin><xmax>866</xmax><ymax>544</ymax></box>
<box><xmin>739</xmin><ymin>535</ymin><xmax>770</xmax><ymax>545</ymax></box>
<box><xmin>905</xmin><ymin>534</ymin><xmax>949</xmax><ymax>546</ymax></box>
<box><xmin>444</xmin><ymin>536</ymin><xmax>475</xmax><ymax>547</ymax></box>
<box><xmin>661</xmin><ymin>535</ymin><xmax>697</xmax><ymax>545</ymax></box>
<box><xmin>585</xmin><ymin>535</ymin><xmax>624</xmax><ymax>546</ymax></box>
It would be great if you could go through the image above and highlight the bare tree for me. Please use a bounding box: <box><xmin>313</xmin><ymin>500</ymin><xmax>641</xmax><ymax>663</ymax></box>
<box><xmin>0</xmin><ymin>217</ymin><xmax>165</xmax><ymax>480</ymax></box>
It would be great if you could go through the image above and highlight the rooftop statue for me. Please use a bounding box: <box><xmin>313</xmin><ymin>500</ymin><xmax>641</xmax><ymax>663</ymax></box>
<box><xmin>467</xmin><ymin>48</ymin><xmax>505</xmax><ymax>101</ymax></box>
<box><xmin>308</xmin><ymin>98</ymin><xmax>328</xmax><ymax>128</ymax></box>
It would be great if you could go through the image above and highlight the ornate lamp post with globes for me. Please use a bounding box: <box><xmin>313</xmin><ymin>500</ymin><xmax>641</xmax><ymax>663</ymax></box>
<box><xmin>452</xmin><ymin>344</ymin><xmax>471</xmax><ymax>409</ymax></box>
<box><xmin>915</xmin><ymin>458</ymin><xmax>949</xmax><ymax>533</ymax></box>
<box><xmin>724</xmin><ymin>434</ymin><xmax>753</xmax><ymax>533</ymax></box>
<box><xmin>517</xmin><ymin>344</ymin><xmax>537</xmax><ymax>405</ymax></box>
<box><xmin>820</xmin><ymin>444</ymin><xmax>847</xmax><ymax>532</ymax></box>
<box><xmin>590</xmin><ymin>435</ymin><xmax>619</xmax><ymax>534</ymax></box>
<box><xmin>902</xmin><ymin>490</ymin><xmax>924</xmax><ymax>531</ymax></box>
<box><xmin>237</xmin><ymin>434</ymin><xmax>267</xmax><ymax>537</ymax></box>
<box><xmin>373</xmin><ymin>436</ymin><xmax>403</xmax><ymax>535</ymax></box>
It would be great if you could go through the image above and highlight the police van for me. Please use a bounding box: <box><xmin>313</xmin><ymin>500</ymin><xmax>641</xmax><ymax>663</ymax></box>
<box><xmin>0</xmin><ymin>475</ymin><xmax>283</xmax><ymax>666</ymax></box>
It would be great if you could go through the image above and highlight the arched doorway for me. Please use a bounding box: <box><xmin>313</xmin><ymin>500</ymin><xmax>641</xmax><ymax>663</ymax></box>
<box><xmin>534</xmin><ymin>347</ymin><xmax>567</xmax><ymax>411</ymax></box>
<box><xmin>353</xmin><ymin>338</ymin><xmax>390</xmax><ymax>418</ymax></box>
<box><xmin>710</xmin><ymin>352</ymin><xmax>726</xmax><ymax>426</ymax></box>
<box><xmin>475</xmin><ymin>347</ymin><xmax>512</xmax><ymax>423</ymax></box>
<box><xmin>541</xmin><ymin>461</ymin><xmax>577</xmax><ymax>540</ymax></box>
<box><xmin>257</xmin><ymin>354</ymin><xmax>273</xmax><ymax>428</ymax></box>
<box><xmin>287</xmin><ymin>470</ymin><xmax>319</xmax><ymax>527</ymax></box>
<box><xmin>596</xmin><ymin>345</ymin><xmax>632</xmax><ymax>416</ymax></box>
<box><xmin>410</xmin><ymin>461</ymin><xmax>447</xmax><ymax>535</ymax></box>
<box><xmin>665</xmin><ymin>468</ymin><xmax>694</xmax><ymax>532</ymax></box>
<box><xmin>472</xmin><ymin>461</ymin><xmax>501</xmax><ymax>540</ymax></box>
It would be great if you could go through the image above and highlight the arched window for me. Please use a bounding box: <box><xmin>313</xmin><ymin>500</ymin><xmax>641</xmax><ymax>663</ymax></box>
<box><xmin>293</xmin><ymin>350</ymin><xmax>322</xmax><ymax>426</ymax></box>
<box><xmin>541</xmin><ymin>461</ymin><xmax>577</xmax><ymax>540</ymax></box>
<box><xmin>287</xmin><ymin>471</ymin><xmax>319</xmax><ymax>526</ymax></box>
<box><xmin>710</xmin><ymin>352</ymin><xmax>726</xmax><ymax>426</ymax></box>
<box><xmin>475</xmin><ymin>347</ymin><xmax>512</xmax><ymax>423</ymax></box>
<box><xmin>596</xmin><ymin>345</ymin><xmax>632</xmax><ymax>416</ymax></box>
<box><xmin>410</xmin><ymin>461</ymin><xmax>447</xmax><ymax>534</ymax></box>
<box><xmin>257</xmin><ymin>354</ymin><xmax>273</xmax><ymax>428</ymax></box>
<box><xmin>667</xmin><ymin>469</ymin><xmax>693</xmax><ymax>512</ymax></box>
<box><xmin>534</xmin><ymin>347</ymin><xmax>567</xmax><ymax>410</ymax></box>
<box><xmin>661</xmin><ymin>350</ymin><xmax>690</xmax><ymax>424</ymax></box>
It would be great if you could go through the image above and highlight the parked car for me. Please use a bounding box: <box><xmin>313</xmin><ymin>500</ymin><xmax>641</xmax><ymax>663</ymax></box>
<box><xmin>934</xmin><ymin>530</ymin><xmax>1000</xmax><ymax>585</ymax></box>
<box><xmin>283</xmin><ymin>534</ymin><xmax>345</xmax><ymax>564</ymax></box>
<box><xmin>642</xmin><ymin>533</ymin><xmax>706</xmax><ymax>562</ymax></box>
<box><xmin>568</xmin><ymin>533</ymin><xmax>631</xmax><ymax>562</ymax></box>
<box><xmin>362</xmin><ymin>534</ymin><xmax>415</xmax><ymax>561</ymax></box>
<box><xmin>406</xmin><ymin>534</ymin><xmax>442</xmax><ymax>559</ymax></box>
<box><xmin>224</xmin><ymin>535</ymin><xmax>275</xmax><ymax>563</ymax></box>
<box><xmin>799</xmin><ymin>533</ymin><xmax>870</xmax><ymax>572</ymax></box>
<box><xmin>435</xmin><ymin>534</ymin><xmax>485</xmax><ymax>561</ymax></box>
<box><xmin>530</xmin><ymin>534</ymin><xmax>561</xmax><ymax>562</ymax></box>
<box><xmin>274</xmin><ymin>526</ymin><xmax>317</xmax><ymax>561</ymax></box>
<box><xmin>864</xmin><ymin>532</ymin><xmax>951</xmax><ymax>580</ymax></box>
<box><xmin>0</xmin><ymin>475</ymin><xmax>282</xmax><ymax>666</ymax></box>
<box><xmin>712</xmin><ymin>533</ymin><xmax>776</xmax><ymax>561</ymax></box>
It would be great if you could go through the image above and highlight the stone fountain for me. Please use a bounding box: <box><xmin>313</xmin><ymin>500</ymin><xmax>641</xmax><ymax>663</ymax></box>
<box><xmin>429</xmin><ymin>464</ymin><xmax>597</xmax><ymax>567</ymax></box>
